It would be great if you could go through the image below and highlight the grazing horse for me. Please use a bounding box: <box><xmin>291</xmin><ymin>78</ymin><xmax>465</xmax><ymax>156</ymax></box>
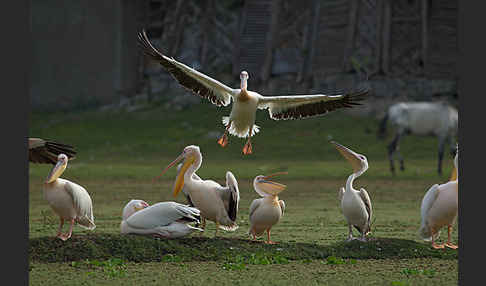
<box><xmin>378</xmin><ymin>101</ymin><xmax>458</xmax><ymax>175</ymax></box>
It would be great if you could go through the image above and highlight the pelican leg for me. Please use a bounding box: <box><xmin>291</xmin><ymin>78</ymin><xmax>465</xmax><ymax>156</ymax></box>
<box><xmin>58</xmin><ymin>219</ymin><xmax>74</xmax><ymax>241</ymax></box>
<box><xmin>56</xmin><ymin>218</ymin><xmax>65</xmax><ymax>238</ymax></box>
<box><xmin>214</xmin><ymin>222</ymin><xmax>219</xmax><ymax>237</ymax></box>
<box><xmin>199</xmin><ymin>217</ymin><xmax>206</xmax><ymax>236</ymax></box>
<box><xmin>265</xmin><ymin>228</ymin><xmax>277</xmax><ymax>244</ymax></box>
<box><xmin>430</xmin><ymin>226</ymin><xmax>444</xmax><ymax>249</ymax></box>
<box><xmin>346</xmin><ymin>224</ymin><xmax>354</xmax><ymax>242</ymax></box>
<box><xmin>242</xmin><ymin>127</ymin><xmax>253</xmax><ymax>155</ymax></box>
<box><xmin>217</xmin><ymin>124</ymin><xmax>231</xmax><ymax>147</ymax></box>
<box><xmin>445</xmin><ymin>225</ymin><xmax>458</xmax><ymax>249</ymax></box>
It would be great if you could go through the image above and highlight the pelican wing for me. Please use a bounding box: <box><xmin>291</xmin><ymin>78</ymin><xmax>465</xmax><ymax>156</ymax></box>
<box><xmin>420</xmin><ymin>184</ymin><xmax>440</xmax><ymax>225</ymax></box>
<box><xmin>338</xmin><ymin>187</ymin><xmax>345</xmax><ymax>202</ymax></box>
<box><xmin>359</xmin><ymin>188</ymin><xmax>372</xmax><ymax>227</ymax></box>
<box><xmin>219</xmin><ymin>171</ymin><xmax>240</xmax><ymax>222</ymax></box>
<box><xmin>249</xmin><ymin>198</ymin><xmax>263</xmax><ymax>219</ymax></box>
<box><xmin>63</xmin><ymin>180</ymin><xmax>95</xmax><ymax>230</ymax></box>
<box><xmin>138</xmin><ymin>30</ymin><xmax>235</xmax><ymax>107</ymax></box>
<box><xmin>28</xmin><ymin>138</ymin><xmax>76</xmax><ymax>164</ymax></box>
<box><xmin>279</xmin><ymin>200</ymin><xmax>286</xmax><ymax>216</ymax></box>
<box><xmin>126</xmin><ymin>202</ymin><xmax>200</xmax><ymax>230</ymax></box>
<box><xmin>256</xmin><ymin>86</ymin><xmax>369</xmax><ymax>120</ymax></box>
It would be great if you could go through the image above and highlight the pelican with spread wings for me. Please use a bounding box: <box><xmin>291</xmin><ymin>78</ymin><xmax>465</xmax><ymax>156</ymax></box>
<box><xmin>138</xmin><ymin>30</ymin><xmax>370</xmax><ymax>155</ymax></box>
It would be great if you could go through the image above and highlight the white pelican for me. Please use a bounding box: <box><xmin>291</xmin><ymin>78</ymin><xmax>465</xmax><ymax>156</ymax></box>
<box><xmin>138</xmin><ymin>30</ymin><xmax>370</xmax><ymax>155</ymax></box>
<box><xmin>29</xmin><ymin>137</ymin><xmax>76</xmax><ymax>164</ymax></box>
<box><xmin>331</xmin><ymin>141</ymin><xmax>373</xmax><ymax>242</ymax></box>
<box><xmin>418</xmin><ymin>147</ymin><xmax>458</xmax><ymax>249</ymax></box>
<box><xmin>155</xmin><ymin>145</ymin><xmax>240</xmax><ymax>236</ymax></box>
<box><xmin>248</xmin><ymin>172</ymin><xmax>287</xmax><ymax>244</ymax></box>
<box><xmin>121</xmin><ymin>199</ymin><xmax>203</xmax><ymax>238</ymax></box>
<box><xmin>43</xmin><ymin>154</ymin><xmax>95</xmax><ymax>241</ymax></box>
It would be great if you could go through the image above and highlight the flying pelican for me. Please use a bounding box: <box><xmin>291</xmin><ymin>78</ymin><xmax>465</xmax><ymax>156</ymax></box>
<box><xmin>43</xmin><ymin>154</ymin><xmax>95</xmax><ymax>241</ymax></box>
<box><xmin>331</xmin><ymin>141</ymin><xmax>372</xmax><ymax>242</ymax></box>
<box><xmin>121</xmin><ymin>199</ymin><xmax>203</xmax><ymax>238</ymax></box>
<box><xmin>248</xmin><ymin>172</ymin><xmax>287</xmax><ymax>244</ymax></box>
<box><xmin>418</xmin><ymin>146</ymin><xmax>458</xmax><ymax>249</ymax></box>
<box><xmin>29</xmin><ymin>137</ymin><xmax>76</xmax><ymax>164</ymax></box>
<box><xmin>138</xmin><ymin>30</ymin><xmax>370</xmax><ymax>155</ymax></box>
<box><xmin>156</xmin><ymin>145</ymin><xmax>240</xmax><ymax>236</ymax></box>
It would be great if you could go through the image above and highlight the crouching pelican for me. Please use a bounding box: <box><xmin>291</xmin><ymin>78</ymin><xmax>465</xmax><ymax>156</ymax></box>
<box><xmin>121</xmin><ymin>199</ymin><xmax>203</xmax><ymax>238</ymax></box>
<box><xmin>155</xmin><ymin>145</ymin><xmax>240</xmax><ymax>236</ymax></box>
<box><xmin>138</xmin><ymin>30</ymin><xmax>370</xmax><ymax>155</ymax></box>
<box><xmin>331</xmin><ymin>141</ymin><xmax>373</xmax><ymax>242</ymax></box>
<box><xmin>248</xmin><ymin>172</ymin><xmax>287</xmax><ymax>244</ymax></box>
<box><xmin>29</xmin><ymin>137</ymin><xmax>76</xmax><ymax>164</ymax></box>
<box><xmin>43</xmin><ymin>154</ymin><xmax>95</xmax><ymax>241</ymax></box>
<box><xmin>418</xmin><ymin>146</ymin><xmax>458</xmax><ymax>249</ymax></box>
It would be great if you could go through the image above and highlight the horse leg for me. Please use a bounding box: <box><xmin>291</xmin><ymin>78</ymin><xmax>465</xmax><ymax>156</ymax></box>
<box><xmin>437</xmin><ymin>136</ymin><xmax>448</xmax><ymax>176</ymax></box>
<box><xmin>388</xmin><ymin>132</ymin><xmax>402</xmax><ymax>174</ymax></box>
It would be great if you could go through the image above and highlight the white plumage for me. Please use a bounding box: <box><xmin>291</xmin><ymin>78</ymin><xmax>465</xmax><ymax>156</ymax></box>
<box><xmin>331</xmin><ymin>141</ymin><xmax>373</xmax><ymax>242</ymax></box>
<box><xmin>248</xmin><ymin>172</ymin><xmax>287</xmax><ymax>244</ymax></box>
<box><xmin>138</xmin><ymin>30</ymin><xmax>369</xmax><ymax>155</ymax></box>
<box><xmin>43</xmin><ymin>154</ymin><xmax>95</xmax><ymax>241</ymax></box>
<box><xmin>418</xmin><ymin>148</ymin><xmax>458</xmax><ymax>249</ymax></box>
<box><xmin>157</xmin><ymin>145</ymin><xmax>240</xmax><ymax>236</ymax></box>
<box><xmin>121</xmin><ymin>200</ymin><xmax>202</xmax><ymax>238</ymax></box>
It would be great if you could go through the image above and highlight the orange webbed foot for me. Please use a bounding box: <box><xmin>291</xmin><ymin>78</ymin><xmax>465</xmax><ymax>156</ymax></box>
<box><xmin>217</xmin><ymin>134</ymin><xmax>228</xmax><ymax>147</ymax></box>
<box><xmin>242</xmin><ymin>141</ymin><xmax>253</xmax><ymax>155</ymax></box>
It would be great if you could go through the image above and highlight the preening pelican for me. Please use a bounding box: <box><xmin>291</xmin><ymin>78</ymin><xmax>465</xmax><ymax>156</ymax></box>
<box><xmin>419</xmin><ymin>147</ymin><xmax>458</xmax><ymax>249</ymax></box>
<box><xmin>332</xmin><ymin>141</ymin><xmax>372</xmax><ymax>242</ymax></box>
<box><xmin>138</xmin><ymin>30</ymin><xmax>370</xmax><ymax>155</ymax></box>
<box><xmin>121</xmin><ymin>199</ymin><xmax>203</xmax><ymax>238</ymax></box>
<box><xmin>29</xmin><ymin>137</ymin><xmax>76</xmax><ymax>164</ymax></box>
<box><xmin>156</xmin><ymin>145</ymin><xmax>240</xmax><ymax>236</ymax></box>
<box><xmin>248</xmin><ymin>172</ymin><xmax>287</xmax><ymax>244</ymax></box>
<box><xmin>43</xmin><ymin>154</ymin><xmax>95</xmax><ymax>241</ymax></box>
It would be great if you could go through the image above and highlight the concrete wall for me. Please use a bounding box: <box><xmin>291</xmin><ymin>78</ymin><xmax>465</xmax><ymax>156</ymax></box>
<box><xmin>30</xmin><ymin>0</ymin><xmax>140</xmax><ymax>111</ymax></box>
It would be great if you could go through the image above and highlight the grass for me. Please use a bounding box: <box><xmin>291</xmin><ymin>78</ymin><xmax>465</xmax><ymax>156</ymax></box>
<box><xmin>29</xmin><ymin>99</ymin><xmax>458</xmax><ymax>285</ymax></box>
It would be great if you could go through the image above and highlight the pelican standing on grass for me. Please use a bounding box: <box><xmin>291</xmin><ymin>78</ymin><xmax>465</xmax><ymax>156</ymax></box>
<box><xmin>43</xmin><ymin>154</ymin><xmax>95</xmax><ymax>241</ymax></box>
<box><xmin>248</xmin><ymin>172</ymin><xmax>287</xmax><ymax>244</ymax></box>
<box><xmin>120</xmin><ymin>199</ymin><xmax>203</xmax><ymax>238</ymax></box>
<box><xmin>29</xmin><ymin>137</ymin><xmax>76</xmax><ymax>164</ymax></box>
<box><xmin>155</xmin><ymin>145</ymin><xmax>240</xmax><ymax>236</ymax></box>
<box><xmin>138</xmin><ymin>30</ymin><xmax>370</xmax><ymax>155</ymax></box>
<box><xmin>418</xmin><ymin>146</ymin><xmax>458</xmax><ymax>249</ymax></box>
<box><xmin>331</xmin><ymin>141</ymin><xmax>373</xmax><ymax>242</ymax></box>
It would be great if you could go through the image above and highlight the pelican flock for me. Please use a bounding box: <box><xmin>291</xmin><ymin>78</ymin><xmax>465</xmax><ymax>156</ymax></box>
<box><xmin>418</xmin><ymin>147</ymin><xmax>459</xmax><ymax>249</ymax></box>
<box><xmin>248</xmin><ymin>172</ymin><xmax>287</xmax><ymax>244</ymax></box>
<box><xmin>43</xmin><ymin>154</ymin><xmax>95</xmax><ymax>241</ymax></box>
<box><xmin>121</xmin><ymin>199</ymin><xmax>203</xmax><ymax>238</ymax></box>
<box><xmin>138</xmin><ymin>30</ymin><xmax>370</xmax><ymax>155</ymax></box>
<box><xmin>29</xmin><ymin>137</ymin><xmax>76</xmax><ymax>164</ymax></box>
<box><xmin>331</xmin><ymin>141</ymin><xmax>373</xmax><ymax>242</ymax></box>
<box><xmin>156</xmin><ymin>145</ymin><xmax>240</xmax><ymax>236</ymax></box>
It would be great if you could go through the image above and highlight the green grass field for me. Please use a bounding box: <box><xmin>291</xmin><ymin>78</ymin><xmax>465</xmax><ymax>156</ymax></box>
<box><xmin>29</xmin><ymin>99</ymin><xmax>458</xmax><ymax>285</ymax></box>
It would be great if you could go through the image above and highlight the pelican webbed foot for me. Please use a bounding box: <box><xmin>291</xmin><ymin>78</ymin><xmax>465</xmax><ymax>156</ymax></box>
<box><xmin>444</xmin><ymin>243</ymin><xmax>458</xmax><ymax>249</ymax></box>
<box><xmin>217</xmin><ymin>132</ymin><xmax>229</xmax><ymax>147</ymax></box>
<box><xmin>432</xmin><ymin>243</ymin><xmax>445</xmax><ymax>249</ymax></box>
<box><xmin>242</xmin><ymin>140</ymin><xmax>252</xmax><ymax>155</ymax></box>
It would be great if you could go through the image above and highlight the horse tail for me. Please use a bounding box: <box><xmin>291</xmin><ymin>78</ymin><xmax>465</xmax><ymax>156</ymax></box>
<box><xmin>377</xmin><ymin>111</ymin><xmax>389</xmax><ymax>139</ymax></box>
